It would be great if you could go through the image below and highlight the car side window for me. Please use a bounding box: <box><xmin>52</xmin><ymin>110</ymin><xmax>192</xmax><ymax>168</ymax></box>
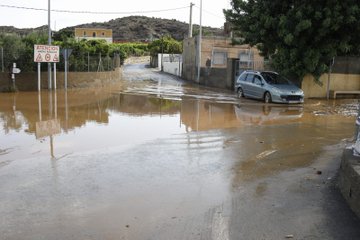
<box><xmin>253</xmin><ymin>75</ymin><xmax>262</xmax><ymax>85</ymax></box>
<box><xmin>245</xmin><ymin>74</ymin><xmax>254</xmax><ymax>82</ymax></box>
<box><xmin>239</xmin><ymin>73</ymin><xmax>247</xmax><ymax>82</ymax></box>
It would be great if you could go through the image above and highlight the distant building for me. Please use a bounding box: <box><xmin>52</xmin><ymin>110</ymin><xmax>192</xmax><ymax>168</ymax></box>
<box><xmin>74</xmin><ymin>28</ymin><xmax>113</xmax><ymax>43</ymax></box>
<box><xmin>182</xmin><ymin>36</ymin><xmax>264</xmax><ymax>90</ymax></box>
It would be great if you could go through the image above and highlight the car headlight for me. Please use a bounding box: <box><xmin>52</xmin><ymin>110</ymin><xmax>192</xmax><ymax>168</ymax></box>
<box><xmin>271</xmin><ymin>87</ymin><xmax>281</xmax><ymax>94</ymax></box>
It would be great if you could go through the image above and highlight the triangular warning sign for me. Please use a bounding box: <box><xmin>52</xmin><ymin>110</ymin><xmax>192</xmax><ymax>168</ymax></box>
<box><xmin>53</xmin><ymin>54</ymin><xmax>59</xmax><ymax>62</ymax></box>
<box><xmin>36</xmin><ymin>53</ymin><xmax>43</xmax><ymax>62</ymax></box>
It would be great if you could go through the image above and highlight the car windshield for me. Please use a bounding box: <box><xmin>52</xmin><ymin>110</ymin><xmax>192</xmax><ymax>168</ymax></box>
<box><xmin>261</xmin><ymin>72</ymin><xmax>290</xmax><ymax>85</ymax></box>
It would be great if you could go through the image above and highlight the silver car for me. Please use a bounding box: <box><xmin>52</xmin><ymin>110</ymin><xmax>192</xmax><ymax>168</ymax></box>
<box><xmin>234</xmin><ymin>70</ymin><xmax>304</xmax><ymax>103</ymax></box>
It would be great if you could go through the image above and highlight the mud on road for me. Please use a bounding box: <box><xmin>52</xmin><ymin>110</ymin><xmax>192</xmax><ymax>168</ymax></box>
<box><xmin>0</xmin><ymin>62</ymin><xmax>360</xmax><ymax>240</ymax></box>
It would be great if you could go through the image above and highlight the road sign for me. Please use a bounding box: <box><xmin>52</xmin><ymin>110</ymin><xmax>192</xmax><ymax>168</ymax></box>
<box><xmin>34</xmin><ymin>45</ymin><xmax>60</xmax><ymax>63</ymax></box>
<box><xmin>61</xmin><ymin>48</ymin><xmax>73</xmax><ymax>60</ymax></box>
<box><xmin>12</xmin><ymin>68</ymin><xmax>21</xmax><ymax>74</ymax></box>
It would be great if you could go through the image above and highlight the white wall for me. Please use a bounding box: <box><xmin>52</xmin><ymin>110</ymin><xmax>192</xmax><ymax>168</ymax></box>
<box><xmin>158</xmin><ymin>54</ymin><xmax>182</xmax><ymax>77</ymax></box>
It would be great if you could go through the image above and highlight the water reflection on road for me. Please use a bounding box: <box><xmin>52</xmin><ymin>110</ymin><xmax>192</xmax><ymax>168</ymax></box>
<box><xmin>0</xmin><ymin>87</ymin><xmax>309</xmax><ymax>161</ymax></box>
<box><xmin>0</xmin><ymin>69</ymin><xmax>360</xmax><ymax>239</ymax></box>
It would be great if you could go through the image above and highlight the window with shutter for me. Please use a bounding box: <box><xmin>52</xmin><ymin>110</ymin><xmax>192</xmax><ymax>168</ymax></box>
<box><xmin>212</xmin><ymin>51</ymin><xmax>227</xmax><ymax>66</ymax></box>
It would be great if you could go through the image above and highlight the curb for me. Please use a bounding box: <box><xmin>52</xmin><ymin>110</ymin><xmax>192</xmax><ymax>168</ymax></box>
<box><xmin>339</xmin><ymin>148</ymin><xmax>360</xmax><ymax>219</ymax></box>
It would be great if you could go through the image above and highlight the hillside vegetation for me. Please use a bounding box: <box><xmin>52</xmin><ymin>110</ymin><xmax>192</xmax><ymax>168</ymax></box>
<box><xmin>1</xmin><ymin>16</ymin><xmax>223</xmax><ymax>42</ymax></box>
<box><xmin>0</xmin><ymin>25</ymin><xmax>48</xmax><ymax>37</ymax></box>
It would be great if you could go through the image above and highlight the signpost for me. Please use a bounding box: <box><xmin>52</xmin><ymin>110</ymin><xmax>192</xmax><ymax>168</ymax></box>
<box><xmin>61</xmin><ymin>49</ymin><xmax>73</xmax><ymax>90</ymax></box>
<box><xmin>34</xmin><ymin>45</ymin><xmax>60</xmax><ymax>63</ymax></box>
<box><xmin>12</xmin><ymin>67</ymin><xmax>21</xmax><ymax>74</ymax></box>
<box><xmin>11</xmin><ymin>63</ymin><xmax>21</xmax><ymax>90</ymax></box>
<box><xmin>34</xmin><ymin>44</ymin><xmax>60</xmax><ymax>91</ymax></box>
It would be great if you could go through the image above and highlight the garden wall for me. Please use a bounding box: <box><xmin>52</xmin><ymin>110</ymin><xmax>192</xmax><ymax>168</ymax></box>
<box><xmin>302</xmin><ymin>73</ymin><xmax>360</xmax><ymax>98</ymax></box>
<box><xmin>0</xmin><ymin>68</ymin><xmax>122</xmax><ymax>91</ymax></box>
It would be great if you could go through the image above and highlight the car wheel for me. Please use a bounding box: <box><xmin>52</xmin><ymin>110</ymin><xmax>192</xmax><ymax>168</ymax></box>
<box><xmin>237</xmin><ymin>88</ymin><xmax>244</xmax><ymax>98</ymax></box>
<box><xmin>264</xmin><ymin>92</ymin><xmax>272</xmax><ymax>103</ymax></box>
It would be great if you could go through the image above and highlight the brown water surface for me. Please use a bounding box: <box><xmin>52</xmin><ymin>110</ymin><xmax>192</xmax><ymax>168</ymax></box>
<box><xmin>0</xmin><ymin>66</ymin><xmax>359</xmax><ymax>239</ymax></box>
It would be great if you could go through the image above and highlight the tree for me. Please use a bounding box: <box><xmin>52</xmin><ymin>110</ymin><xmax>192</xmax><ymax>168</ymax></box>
<box><xmin>19</xmin><ymin>32</ymin><xmax>48</xmax><ymax>71</ymax></box>
<box><xmin>0</xmin><ymin>32</ymin><xmax>49</xmax><ymax>72</ymax></box>
<box><xmin>52</xmin><ymin>29</ymin><xmax>73</xmax><ymax>42</ymax></box>
<box><xmin>224</xmin><ymin>0</ymin><xmax>360</xmax><ymax>84</ymax></box>
<box><xmin>148</xmin><ymin>35</ymin><xmax>182</xmax><ymax>57</ymax></box>
<box><xmin>0</xmin><ymin>33</ymin><xmax>26</xmax><ymax>70</ymax></box>
<box><xmin>0</xmin><ymin>29</ymin><xmax>151</xmax><ymax>73</ymax></box>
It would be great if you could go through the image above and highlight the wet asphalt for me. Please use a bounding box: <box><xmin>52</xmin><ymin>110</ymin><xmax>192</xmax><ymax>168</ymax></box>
<box><xmin>0</xmin><ymin>62</ymin><xmax>360</xmax><ymax>240</ymax></box>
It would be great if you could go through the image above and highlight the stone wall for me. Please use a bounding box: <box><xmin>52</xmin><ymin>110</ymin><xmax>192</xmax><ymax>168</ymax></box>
<box><xmin>199</xmin><ymin>58</ymin><xmax>237</xmax><ymax>90</ymax></box>
<box><xmin>339</xmin><ymin>149</ymin><xmax>360</xmax><ymax>219</ymax></box>
<box><xmin>301</xmin><ymin>73</ymin><xmax>360</xmax><ymax>98</ymax></box>
<box><xmin>0</xmin><ymin>68</ymin><xmax>122</xmax><ymax>91</ymax></box>
<box><xmin>301</xmin><ymin>57</ymin><xmax>360</xmax><ymax>98</ymax></box>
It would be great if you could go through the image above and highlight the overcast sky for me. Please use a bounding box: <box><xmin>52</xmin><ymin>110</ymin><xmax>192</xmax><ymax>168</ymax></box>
<box><xmin>0</xmin><ymin>0</ymin><xmax>232</xmax><ymax>30</ymax></box>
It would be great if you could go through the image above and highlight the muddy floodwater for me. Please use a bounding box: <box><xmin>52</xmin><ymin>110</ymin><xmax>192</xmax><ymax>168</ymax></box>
<box><xmin>1</xmin><ymin>64</ymin><xmax>360</xmax><ymax>240</ymax></box>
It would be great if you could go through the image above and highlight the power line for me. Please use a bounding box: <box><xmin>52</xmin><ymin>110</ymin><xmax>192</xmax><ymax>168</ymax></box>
<box><xmin>194</xmin><ymin>5</ymin><xmax>224</xmax><ymax>20</ymax></box>
<box><xmin>0</xmin><ymin>4</ymin><xmax>189</xmax><ymax>15</ymax></box>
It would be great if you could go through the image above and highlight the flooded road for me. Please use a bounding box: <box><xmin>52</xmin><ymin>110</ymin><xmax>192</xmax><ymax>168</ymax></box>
<box><xmin>1</xmin><ymin>63</ymin><xmax>360</xmax><ymax>240</ymax></box>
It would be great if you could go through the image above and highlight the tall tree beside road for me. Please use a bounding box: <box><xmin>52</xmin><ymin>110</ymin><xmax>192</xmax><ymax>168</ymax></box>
<box><xmin>224</xmin><ymin>0</ymin><xmax>360</xmax><ymax>83</ymax></box>
<box><xmin>0</xmin><ymin>33</ymin><xmax>26</xmax><ymax>69</ymax></box>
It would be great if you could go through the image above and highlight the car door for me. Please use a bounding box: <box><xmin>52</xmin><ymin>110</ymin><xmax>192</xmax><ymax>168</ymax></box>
<box><xmin>243</xmin><ymin>73</ymin><xmax>254</xmax><ymax>97</ymax></box>
<box><xmin>252</xmin><ymin>74</ymin><xmax>266</xmax><ymax>99</ymax></box>
<box><xmin>236</xmin><ymin>72</ymin><xmax>247</xmax><ymax>90</ymax></box>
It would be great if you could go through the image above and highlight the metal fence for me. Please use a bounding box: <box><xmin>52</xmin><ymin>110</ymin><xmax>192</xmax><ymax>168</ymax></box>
<box><xmin>332</xmin><ymin>56</ymin><xmax>360</xmax><ymax>75</ymax></box>
<box><xmin>0</xmin><ymin>47</ymin><xmax>118</xmax><ymax>73</ymax></box>
<box><xmin>63</xmin><ymin>53</ymin><xmax>118</xmax><ymax>72</ymax></box>
<box><xmin>234</xmin><ymin>59</ymin><xmax>273</xmax><ymax>79</ymax></box>
<box><xmin>1</xmin><ymin>47</ymin><xmax>6</xmax><ymax>73</ymax></box>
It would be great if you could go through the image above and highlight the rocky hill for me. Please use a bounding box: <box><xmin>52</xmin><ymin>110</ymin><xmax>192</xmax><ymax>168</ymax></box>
<box><xmin>61</xmin><ymin>16</ymin><xmax>224</xmax><ymax>42</ymax></box>
<box><xmin>0</xmin><ymin>16</ymin><xmax>224</xmax><ymax>42</ymax></box>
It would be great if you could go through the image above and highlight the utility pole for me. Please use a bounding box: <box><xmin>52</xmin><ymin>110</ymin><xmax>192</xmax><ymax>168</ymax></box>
<box><xmin>189</xmin><ymin>2</ymin><xmax>195</xmax><ymax>38</ymax></box>
<box><xmin>326</xmin><ymin>57</ymin><xmax>335</xmax><ymax>100</ymax></box>
<box><xmin>196</xmin><ymin>0</ymin><xmax>203</xmax><ymax>83</ymax></box>
<box><xmin>161</xmin><ymin>36</ymin><xmax>164</xmax><ymax>72</ymax></box>
<box><xmin>48</xmin><ymin>0</ymin><xmax>52</xmax><ymax>90</ymax></box>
